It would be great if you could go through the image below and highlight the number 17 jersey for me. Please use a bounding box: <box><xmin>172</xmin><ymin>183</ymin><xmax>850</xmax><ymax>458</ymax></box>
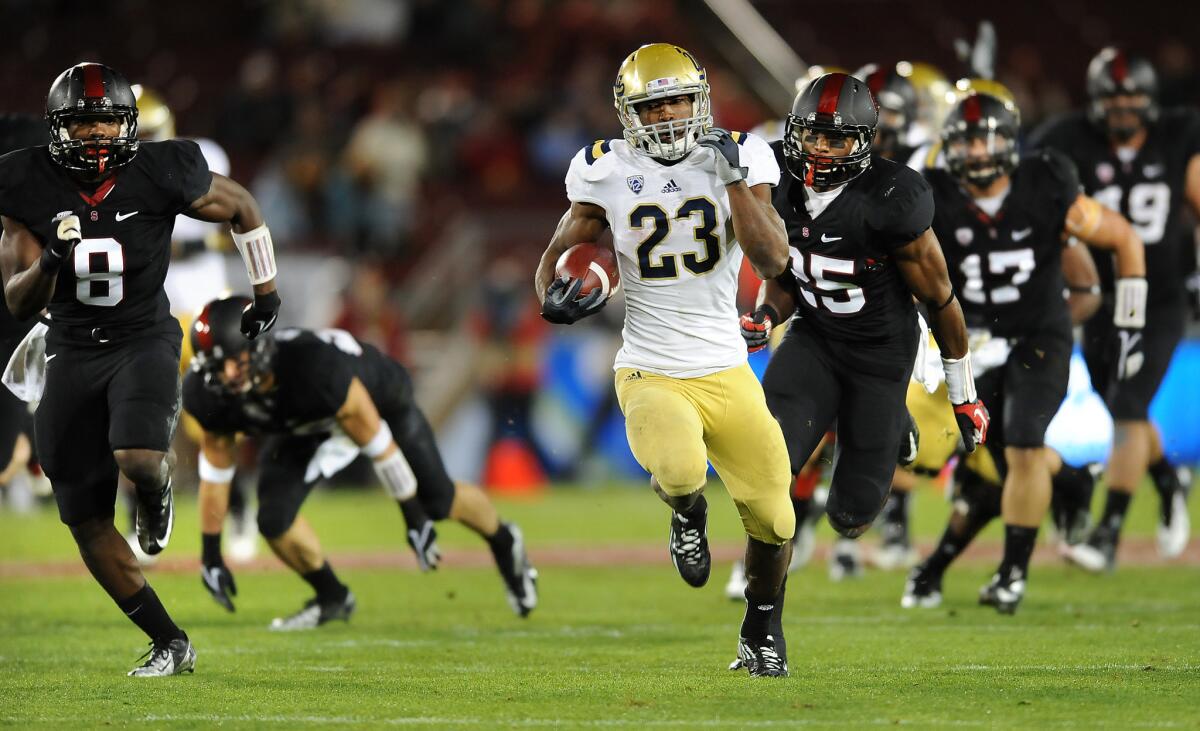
<box><xmin>565</xmin><ymin>134</ymin><xmax>780</xmax><ymax>378</ymax></box>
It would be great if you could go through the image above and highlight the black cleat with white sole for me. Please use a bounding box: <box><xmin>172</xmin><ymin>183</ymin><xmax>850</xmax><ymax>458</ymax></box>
<box><xmin>729</xmin><ymin>635</ymin><xmax>788</xmax><ymax>677</ymax></box>
<box><xmin>128</xmin><ymin>637</ymin><xmax>195</xmax><ymax>677</ymax></box>
<box><xmin>978</xmin><ymin>572</ymin><xmax>1025</xmax><ymax>615</ymax></box>
<box><xmin>269</xmin><ymin>591</ymin><xmax>357</xmax><ymax>631</ymax></box>
<box><xmin>494</xmin><ymin>522</ymin><xmax>539</xmax><ymax>618</ymax></box>
<box><xmin>669</xmin><ymin>508</ymin><xmax>711</xmax><ymax>588</ymax></box>
<box><xmin>135</xmin><ymin>478</ymin><xmax>175</xmax><ymax>556</ymax></box>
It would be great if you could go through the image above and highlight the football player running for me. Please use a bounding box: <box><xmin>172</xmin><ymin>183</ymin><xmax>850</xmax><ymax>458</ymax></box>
<box><xmin>186</xmin><ymin>297</ymin><xmax>538</xmax><ymax>628</ymax></box>
<box><xmin>535</xmin><ymin>43</ymin><xmax>795</xmax><ymax>677</ymax></box>
<box><xmin>739</xmin><ymin>72</ymin><xmax>986</xmax><ymax>592</ymax></box>
<box><xmin>1031</xmin><ymin>48</ymin><xmax>1200</xmax><ymax>569</ymax></box>
<box><xmin>0</xmin><ymin>63</ymin><xmax>282</xmax><ymax>676</ymax></box>
<box><xmin>902</xmin><ymin>92</ymin><xmax>1145</xmax><ymax>613</ymax></box>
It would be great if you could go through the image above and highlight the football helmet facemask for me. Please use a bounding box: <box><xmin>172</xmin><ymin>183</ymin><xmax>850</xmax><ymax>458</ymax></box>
<box><xmin>191</xmin><ymin>296</ymin><xmax>277</xmax><ymax>397</ymax></box>
<box><xmin>942</xmin><ymin>92</ymin><xmax>1020</xmax><ymax>189</ymax></box>
<box><xmin>614</xmin><ymin>43</ymin><xmax>712</xmax><ymax>161</ymax></box>
<box><xmin>1086</xmin><ymin>47</ymin><xmax>1158</xmax><ymax>142</ymax></box>
<box><xmin>784</xmin><ymin>72</ymin><xmax>878</xmax><ymax>188</ymax></box>
<box><xmin>45</xmin><ymin>62</ymin><xmax>139</xmax><ymax>176</ymax></box>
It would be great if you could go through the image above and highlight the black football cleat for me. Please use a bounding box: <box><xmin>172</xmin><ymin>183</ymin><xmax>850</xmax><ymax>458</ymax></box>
<box><xmin>729</xmin><ymin>635</ymin><xmax>788</xmax><ymax>677</ymax></box>
<box><xmin>978</xmin><ymin>572</ymin><xmax>1025</xmax><ymax>615</ymax></box>
<box><xmin>269</xmin><ymin>591</ymin><xmax>357</xmax><ymax>631</ymax></box>
<box><xmin>668</xmin><ymin>507</ymin><xmax>711</xmax><ymax>588</ymax></box>
<box><xmin>128</xmin><ymin>637</ymin><xmax>195</xmax><ymax>677</ymax></box>
<box><xmin>901</xmin><ymin>564</ymin><xmax>943</xmax><ymax>609</ymax></box>
<box><xmin>495</xmin><ymin>523</ymin><xmax>539</xmax><ymax>618</ymax></box>
<box><xmin>135</xmin><ymin>478</ymin><xmax>175</xmax><ymax>556</ymax></box>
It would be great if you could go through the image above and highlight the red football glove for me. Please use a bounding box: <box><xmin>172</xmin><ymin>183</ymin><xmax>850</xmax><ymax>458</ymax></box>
<box><xmin>952</xmin><ymin>399</ymin><xmax>990</xmax><ymax>454</ymax></box>
<box><xmin>739</xmin><ymin>305</ymin><xmax>778</xmax><ymax>353</ymax></box>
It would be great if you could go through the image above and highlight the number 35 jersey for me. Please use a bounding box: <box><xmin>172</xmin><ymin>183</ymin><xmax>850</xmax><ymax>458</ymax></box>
<box><xmin>565</xmin><ymin>134</ymin><xmax>779</xmax><ymax>378</ymax></box>
<box><xmin>771</xmin><ymin>145</ymin><xmax>933</xmax><ymax>361</ymax></box>
<box><xmin>0</xmin><ymin>141</ymin><xmax>211</xmax><ymax>340</ymax></box>
<box><xmin>926</xmin><ymin>151</ymin><xmax>1078</xmax><ymax>340</ymax></box>
<box><xmin>1030</xmin><ymin>108</ymin><xmax>1200</xmax><ymax>304</ymax></box>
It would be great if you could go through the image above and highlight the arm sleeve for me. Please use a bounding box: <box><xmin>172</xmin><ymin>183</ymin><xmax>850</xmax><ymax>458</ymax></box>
<box><xmin>873</xmin><ymin>166</ymin><xmax>935</xmax><ymax>251</ymax></box>
<box><xmin>161</xmin><ymin>139</ymin><xmax>214</xmax><ymax>214</ymax></box>
<box><xmin>741</xmin><ymin>132</ymin><xmax>781</xmax><ymax>189</ymax></box>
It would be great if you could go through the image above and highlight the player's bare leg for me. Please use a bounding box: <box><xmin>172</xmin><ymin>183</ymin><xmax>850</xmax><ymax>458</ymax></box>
<box><xmin>265</xmin><ymin>516</ymin><xmax>355</xmax><ymax>631</ymax></box>
<box><xmin>980</xmin><ymin>446</ymin><xmax>1051</xmax><ymax>614</ymax></box>
<box><xmin>113</xmin><ymin>448</ymin><xmax>175</xmax><ymax>556</ymax></box>
<box><xmin>448</xmin><ymin>481</ymin><xmax>538</xmax><ymax>617</ymax></box>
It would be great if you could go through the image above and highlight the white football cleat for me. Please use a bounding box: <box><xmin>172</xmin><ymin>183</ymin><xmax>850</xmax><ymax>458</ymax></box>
<box><xmin>1156</xmin><ymin>491</ymin><xmax>1190</xmax><ymax>559</ymax></box>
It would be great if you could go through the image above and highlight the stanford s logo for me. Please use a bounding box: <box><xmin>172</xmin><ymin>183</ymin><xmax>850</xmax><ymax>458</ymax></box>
<box><xmin>626</xmin><ymin>175</ymin><xmax>644</xmax><ymax>194</ymax></box>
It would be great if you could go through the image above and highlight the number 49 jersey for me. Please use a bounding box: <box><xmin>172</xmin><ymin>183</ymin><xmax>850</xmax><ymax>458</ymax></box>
<box><xmin>0</xmin><ymin>141</ymin><xmax>211</xmax><ymax>339</ymax></box>
<box><xmin>566</xmin><ymin>134</ymin><xmax>779</xmax><ymax>378</ymax></box>
<box><xmin>1030</xmin><ymin>108</ymin><xmax>1200</xmax><ymax>304</ymax></box>
<box><xmin>926</xmin><ymin>151</ymin><xmax>1078</xmax><ymax>340</ymax></box>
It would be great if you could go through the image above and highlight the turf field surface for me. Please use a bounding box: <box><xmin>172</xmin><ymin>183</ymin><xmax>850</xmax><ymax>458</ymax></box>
<box><xmin>1</xmin><ymin>484</ymin><xmax>1198</xmax><ymax>729</ymax></box>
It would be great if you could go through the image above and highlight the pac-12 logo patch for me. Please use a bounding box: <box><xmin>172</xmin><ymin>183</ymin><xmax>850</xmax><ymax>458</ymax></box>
<box><xmin>626</xmin><ymin>175</ymin><xmax>644</xmax><ymax>194</ymax></box>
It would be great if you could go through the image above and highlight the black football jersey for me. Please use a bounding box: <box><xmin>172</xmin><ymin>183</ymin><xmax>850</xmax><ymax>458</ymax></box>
<box><xmin>1030</xmin><ymin>109</ymin><xmax>1200</xmax><ymax>303</ymax></box>
<box><xmin>926</xmin><ymin>151</ymin><xmax>1077</xmax><ymax>339</ymax></box>
<box><xmin>771</xmin><ymin>143</ymin><xmax>933</xmax><ymax>359</ymax></box>
<box><xmin>0</xmin><ymin>140</ymin><xmax>211</xmax><ymax>339</ymax></box>
<box><xmin>183</xmin><ymin>328</ymin><xmax>410</xmax><ymax>437</ymax></box>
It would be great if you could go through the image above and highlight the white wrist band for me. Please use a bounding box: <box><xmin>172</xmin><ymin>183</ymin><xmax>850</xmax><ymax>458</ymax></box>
<box><xmin>942</xmin><ymin>352</ymin><xmax>977</xmax><ymax>404</ymax></box>
<box><xmin>374</xmin><ymin>449</ymin><xmax>417</xmax><ymax>501</ymax></box>
<box><xmin>199</xmin><ymin>453</ymin><xmax>236</xmax><ymax>484</ymax></box>
<box><xmin>1113</xmin><ymin>277</ymin><xmax>1147</xmax><ymax>328</ymax></box>
<box><xmin>363</xmin><ymin>421</ymin><xmax>393</xmax><ymax>458</ymax></box>
<box><xmin>232</xmin><ymin>224</ymin><xmax>277</xmax><ymax>285</ymax></box>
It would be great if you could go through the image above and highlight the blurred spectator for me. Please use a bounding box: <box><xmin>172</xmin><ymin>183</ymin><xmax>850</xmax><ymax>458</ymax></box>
<box><xmin>331</xmin><ymin>261</ymin><xmax>410</xmax><ymax>363</ymax></box>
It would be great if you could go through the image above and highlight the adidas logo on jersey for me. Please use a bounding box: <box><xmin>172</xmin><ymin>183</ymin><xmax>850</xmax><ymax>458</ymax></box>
<box><xmin>661</xmin><ymin>179</ymin><xmax>681</xmax><ymax>193</ymax></box>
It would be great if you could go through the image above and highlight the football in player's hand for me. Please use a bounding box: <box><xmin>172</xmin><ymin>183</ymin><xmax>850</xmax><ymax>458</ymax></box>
<box><xmin>555</xmin><ymin>243</ymin><xmax>620</xmax><ymax>300</ymax></box>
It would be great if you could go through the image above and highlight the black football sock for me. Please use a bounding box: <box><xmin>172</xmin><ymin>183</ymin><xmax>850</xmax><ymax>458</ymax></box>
<box><xmin>881</xmin><ymin>491</ymin><xmax>910</xmax><ymax>542</ymax></box>
<box><xmin>741</xmin><ymin>592</ymin><xmax>776</xmax><ymax>643</ymax></box>
<box><xmin>679</xmin><ymin>493</ymin><xmax>708</xmax><ymax>524</ymax></box>
<box><xmin>923</xmin><ymin>498</ymin><xmax>1000</xmax><ymax>577</ymax></box>
<box><xmin>201</xmin><ymin>533</ymin><xmax>222</xmax><ymax>565</ymax></box>
<box><xmin>1050</xmin><ymin>464</ymin><xmax>1096</xmax><ymax>534</ymax></box>
<box><xmin>767</xmin><ymin>579</ymin><xmax>787</xmax><ymax>658</ymax></box>
<box><xmin>117</xmin><ymin>583</ymin><xmax>186</xmax><ymax>645</ymax></box>
<box><xmin>486</xmin><ymin>522</ymin><xmax>516</xmax><ymax>575</ymax></box>
<box><xmin>1148</xmin><ymin>459</ymin><xmax>1182</xmax><ymax>524</ymax></box>
<box><xmin>302</xmin><ymin>561</ymin><xmax>349</xmax><ymax>604</ymax></box>
<box><xmin>1095</xmin><ymin>489</ymin><xmax>1132</xmax><ymax>540</ymax></box>
<box><xmin>997</xmin><ymin>525</ymin><xmax>1039</xmax><ymax>583</ymax></box>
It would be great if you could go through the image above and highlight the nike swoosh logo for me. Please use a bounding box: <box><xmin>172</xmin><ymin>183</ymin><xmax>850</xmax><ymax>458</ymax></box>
<box><xmin>115</xmin><ymin>211</ymin><xmax>139</xmax><ymax>221</ymax></box>
<box><xmin>202</xmin><ymin>567</ymin><xmax>223</xmax><ymax>592</ymax></box>
<box><xmin>1011</xmin><ymin>228</ymin><xmax>1033</xmax><ymax>241</ymax></box>
<box><xmin>821</xmin><ymin>234</ymin><xmax>842</xmax><ymax>242</ymax></box>
<box><xmin>44</xmin><ymin>354</ymin><xmax>57</xmax><ymax>364</ymax></box>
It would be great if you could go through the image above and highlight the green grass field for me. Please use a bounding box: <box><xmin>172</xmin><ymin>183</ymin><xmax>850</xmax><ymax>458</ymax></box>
<box><xmin>1</xmin><ymin>482</ymin><xmax>1198</xmax><ymax>729</ymax></box>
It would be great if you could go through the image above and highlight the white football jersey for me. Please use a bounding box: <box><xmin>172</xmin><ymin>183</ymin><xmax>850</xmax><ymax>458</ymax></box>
<box><xmin>565</xmin><ymin>134</ymin><xmax>780</xmax><ymax>378</ymax></box>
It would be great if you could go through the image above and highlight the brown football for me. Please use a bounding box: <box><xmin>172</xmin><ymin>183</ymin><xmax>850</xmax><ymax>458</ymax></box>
<box><xmin>554</xmin><ymin>242</ymin><xmax>620</xmax><ymax>300</ymax></box>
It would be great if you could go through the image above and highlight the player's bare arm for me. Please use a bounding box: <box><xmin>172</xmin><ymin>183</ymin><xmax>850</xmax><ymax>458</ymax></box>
<box><xmin>336</xmin><ymin>376</ymin><xmax>441</xmax><ymax>571</ymax></box>
<box><xmin>1185</xmin><ymin>152</ymin><xmax>1200</xmax><ymax>217</ymax></box>
<box><xmin>0</xmin><ymin>214</ymin><xmax>59</xmax><ymax>320</ymax></box>
<box><xmin>1065</xmin><ymin>194</ymin><xmax>1145</xmax><ymax>278</ymax></box>
<box><xmin>893</xmin><ymin>228</ymin><xmax>968</xmax><ymax>360</ymax></box>
<box><xmin>729</xmin><ymin>183</ymin><xmax>788</xmax><ymax>279</ymax></box>
<box><xmin>198</xmin><ymin>430</ymin><xmax>237</xmax><ymax>534</ymax></box>
<box><xmin>187</xmin><ymin>173</ymin><xmax>276</xmax><ymax>295</ymax></box>
<box><xmin>1061</xmin><ymin>237</ymin><xmax>1103</xmax><ymax>324</ymax></box>
<box><xmin>534</xmin><ymin>202</ymin><xmax>608</xmax><ymax>303</ymax></box>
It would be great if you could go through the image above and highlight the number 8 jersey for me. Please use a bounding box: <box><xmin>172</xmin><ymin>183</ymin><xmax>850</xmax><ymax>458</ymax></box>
<box><xmin>565</xmin><ymin>133</ymin><xmax>779</xmax><ymax>378</ymax></box>
<box><xmin>0</xmin><ymin>140</ymin><xmax>211</xmax><ymax>340</ymax></box>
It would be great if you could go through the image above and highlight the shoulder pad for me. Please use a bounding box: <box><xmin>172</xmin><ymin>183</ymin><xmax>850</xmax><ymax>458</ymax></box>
<box><xmin>1034</xmin><ymin>147</ymin><xmax>1081</xmax><ymax>189</ymax></box>
<box><xmin>583</xmin><ymin>139</ymin><xmax>613</xmax><ymax>166</ymax></box>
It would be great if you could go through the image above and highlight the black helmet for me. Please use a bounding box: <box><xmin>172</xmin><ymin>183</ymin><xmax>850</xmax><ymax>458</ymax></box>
<box><xmin>853</xmin><ymin>63</ymin><xmax>917</xmax><ymax>158</ymax></box>
<box><xmin>191</xmin><ymin>296</ymin><xmax>276</xmax><ymax>396</ymax></box>
<box><xmin>783</xmin><ymin>72</ymin><xmax>877</xmax><ymax>188</ymax></box>
<box><xmin>1086</xmin><ymin>47</ymin><xmax>1158</xmax><ymax>140</ymax></box>
<box><xmin>942</xmin><ymin>92</ymin><xmax>1020</xmax><ymax>188</ymax></box>
<box><xmin>45</xmin><ymin>62</ymin><xmax>139</xmax><ymax>176</ymax></box>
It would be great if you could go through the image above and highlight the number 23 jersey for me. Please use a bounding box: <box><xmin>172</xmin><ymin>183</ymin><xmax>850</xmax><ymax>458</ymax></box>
<box><xmin>565</xmin><ymin>134</ymin><xmax>779</xmax><ymax>378</ymax></box>
<box><xmin>0</xmin><ymin>140</ymin><xmax>211</xmax><ymax>337</ymax></box>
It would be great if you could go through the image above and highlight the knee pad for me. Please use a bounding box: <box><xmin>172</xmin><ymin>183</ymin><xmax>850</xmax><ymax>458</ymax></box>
<box><xmin>650</xmin><ymin>452</ymin><xmax>708</xmax><ymax>497</ymax></box>
<box><xmin>826</xmin><ymin>510</ymin><xmax>870</xmax><ymax>539</ymax></box>
<box><xmin>737</xmin><ymin>493</ymin><xmax>796</xmax><ymax>545</ymax></box>
<box><xmin>422</xmin><ymin>477</ymin><xmax>456</xmax><ymax>521</ymax></box>
<box><xmin>256</xmin><ymin>502</ymin><xmax>297</xmax><ymax>540</ymax></box>
<box><xmin>824</xmin><ymin>485</ymin><xmax>887</xmax><ymax>539</ymax></box>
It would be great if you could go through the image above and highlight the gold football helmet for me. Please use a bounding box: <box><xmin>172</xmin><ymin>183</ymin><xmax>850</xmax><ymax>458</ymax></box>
<box><xmin>613</xmin><ymin>43</ymin><xmax>712</xmax><ymax>160</ymax></box>
<box><xmin>896</xmin><ymin>61</ymin><xmax>952</xmax><ymax>140</ymax></box>
<box><xmin>950</xmin><ymin>77</ymin><xmax>1015</xmax><ymax>106</ymax></box>
<box><xmin>132</xmin><ymin>84</ymin><xmax>175</xmax><ymax>141</ymax></box>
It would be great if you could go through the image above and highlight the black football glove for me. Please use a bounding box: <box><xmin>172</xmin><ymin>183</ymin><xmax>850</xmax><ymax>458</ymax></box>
<box><xmin>40</xmin><ymin>213</ymin><xmax>81</xmax><ymax>273</ymax></box>
<box><xmin>739</xmin><ymin>305</ymin><xmax>778</xmax><ymax>353</ymax></box>
<box><xmin>696</xmin><ymin>127</ymin><xmax>747</xmax><ymax>186</ymax></box>
<box><xmin>201</xmin><ymin>557</ymin><xmax>238</xmax><ymax>612</ymax></box>
<box><xmin>1113</xmin><ymin>326</ymin><xmax>1144</xmax><ymax>381</ymax></box>
<box><xmin>540</xmin><ymin>277</ymin><xmax>605</xmax><ymax>325</ymax></box>
<box><xmin>952</xmin><ymin>399</ymin><xmax>990</xmax><ymax>454</ymax></box>
<box><xmin>398</xmin><ymin>498</ymin><xmax>441</xmax><ymax>572</ymax></box>
<box><xmin>241</xmin><ymin>290</ymin><xmax>280</xmax><ymax>340</ymax></box>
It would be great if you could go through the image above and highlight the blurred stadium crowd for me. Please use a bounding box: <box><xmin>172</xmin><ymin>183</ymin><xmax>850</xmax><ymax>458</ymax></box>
<box><xmin>0</xmin><ymin>0</ymin><xmax>1198</xmax><ymax>495</ymax></box>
